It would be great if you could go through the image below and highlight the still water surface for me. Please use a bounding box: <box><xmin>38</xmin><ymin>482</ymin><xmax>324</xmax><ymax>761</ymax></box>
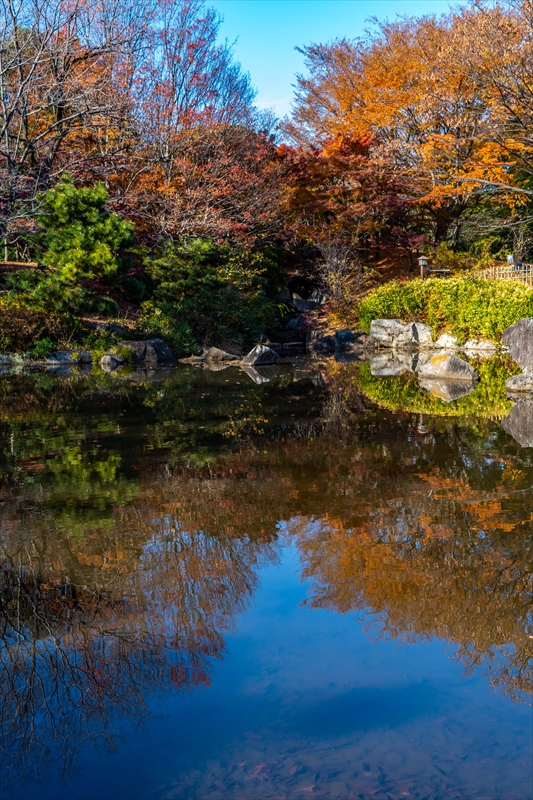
<box><xmin>0</xmin><ymin>361</ymin><xmax>531</xmax><ymax>799</ymax></box>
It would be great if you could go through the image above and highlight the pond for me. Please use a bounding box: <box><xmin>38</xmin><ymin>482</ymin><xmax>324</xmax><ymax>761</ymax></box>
<box><xmin>0</xmin><ymin>359</ymin><xmax>531</xmax><ymax>800</ymax></box>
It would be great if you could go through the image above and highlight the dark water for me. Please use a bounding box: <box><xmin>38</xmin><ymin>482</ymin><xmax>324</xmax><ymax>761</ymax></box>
<box><xmin>0</xmin><ymin>360</ymin><xmax>531</xmax><ymax>800</ymax></box>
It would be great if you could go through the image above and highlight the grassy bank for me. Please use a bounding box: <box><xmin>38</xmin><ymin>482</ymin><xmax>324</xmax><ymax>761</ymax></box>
<box><xmin>358</xmin><ymin>277</ymin><xmax>533</xmax><ymax>342</ymax></box>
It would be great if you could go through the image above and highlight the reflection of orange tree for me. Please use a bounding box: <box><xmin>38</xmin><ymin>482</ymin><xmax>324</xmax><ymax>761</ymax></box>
<box><xmin>291</xmin><ymin>465</ymin><xmax>533</xmax><ymax>705</ymax></box>
<box><xmin>0</xmin><ymin>513</ymin><xmax>277</xmax><ymax>783</ymax></box>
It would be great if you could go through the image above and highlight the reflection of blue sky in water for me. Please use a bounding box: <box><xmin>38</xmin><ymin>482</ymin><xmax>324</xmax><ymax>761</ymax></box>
<box><xmin>14</xmin><ymin>543</ymin><xmax>532</xmax><ymax>800</ymax></box>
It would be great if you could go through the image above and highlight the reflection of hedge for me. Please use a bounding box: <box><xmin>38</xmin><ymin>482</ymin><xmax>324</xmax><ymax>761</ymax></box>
<box><xmin>359</xmin><ymin>357</ymin><xmax>518</xmax><ymax>418</ymax></box>
<box><xmin>358</xmin><ymin>277</ymin><xmax>533</xmax><ymax>342</ymax></box>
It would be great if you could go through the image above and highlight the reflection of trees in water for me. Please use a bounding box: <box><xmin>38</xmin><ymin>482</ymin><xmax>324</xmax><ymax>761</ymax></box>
<box><xmin>1</xmin><ymin>363</ymin><xmax>533</xmax><ymax>787</ymax></box>
<box><xmin>0</xmin><ymin>515</ymin><xmax>278</xmax><ymax>783</ymax></box>
<box><xmin>142</xmin><ymin>424</ymin><xmax>533</xmax><ymax>705</ymax></box>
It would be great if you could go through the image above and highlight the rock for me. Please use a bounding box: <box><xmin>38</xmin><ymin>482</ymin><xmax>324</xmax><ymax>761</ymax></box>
<box><xmin>241</xmin><ymin>344</ymin><xmax>279</xmax><ymax>366</ymax></box>
<box><xmin>309</xmin><ymin>287</ymin><xmax>328</xmax><ymax>304</ymax></box>
<box><xmin>419</xmin><ymin>378</ymin><xmax>478</xmax><ymax>402</ymax></box>
<box><xmin>433</xmin><ymin>333</ymin><xmax>459</xmax><ymax>349</ymax></box>
<box><xmin>502</xmin><ymin>318</ymin><xmax>533</xmax><ymax>373</ymax></box>
<box><xmin>413</xmin><ymin>323</ymin><xmax>433</xmax><ymax>346</ymax></box>
<box><xmin>46</xmin><ymin>350</ymin><xmax>92</xmax><ymax>364</ymax></box>
<box><xmin>369</xmin><ymin>320</ymin><xmax>433</xmax><ymax>350</ymax></box>
<box><xmin>278</xmin><ymin>285</ymin><xmax>292</xmax><ymax>303</ymax></box>
<box><xmin>333</xmin><ymin>329</ymin><xmax>357</xmax><ymax>347</ymax></box>
<box><xmin>369</xmin><ymin>319</ymin><xmax>407</xmax><ymax>346</ymax></box>
<box><xmin>505</xmin><ymin>374</ymin><xmax>533</xmax><ymax>393</ymax></box>
<box><xmin>285</xmin><ymin>314</ymin><xmax>309</xmax><ymax>332</ymax></box>
<box><xmin>370</xmin><ymin>353</ymin><xmax>417</xmax><ymax>377</ymax></box>
<box><xmin>464</xmin><ymin>339</ymin><xmax>497</xmax><ymax>353</ymax></box>
<box><xmin>502</xmin><ymin>400</ymin><xmax>533</xmax><ymax>446</ymax></box>
<box><xmin>292</xmin><ymin>298</ymin><xmax>319</xmax><ymax>312</ymax></box>
<box><xmin>117</xmin><ymin>339</ymin><xmax>176</xmax><ymax>365</ymax></box>
<box><xmin>418</xmin><ymin>353</ymin><xmax>479</xmax><ymax>382</ymax></box>
<box><xmin>182</xmin><ymin>346</ymin><xmax>238</xmax><ymax>362</ymax></box>
<box><xmin>100</xmin><ymin>354</ymin><xmax>126</xmax><ymax>372</ymax></box>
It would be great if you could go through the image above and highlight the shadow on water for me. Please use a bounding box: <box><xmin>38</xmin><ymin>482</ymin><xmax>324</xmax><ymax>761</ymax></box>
<box><xmin>0</xmin><ymin>358</ymin><xmax>531</xmax><ymax>797</ymax></box>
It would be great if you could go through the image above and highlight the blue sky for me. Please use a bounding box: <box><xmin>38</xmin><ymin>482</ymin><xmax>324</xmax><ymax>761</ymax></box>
<box><xmin>209</xmin><ymin>0</ymin><xmax>458</xmax><ymax>117</ymax></box>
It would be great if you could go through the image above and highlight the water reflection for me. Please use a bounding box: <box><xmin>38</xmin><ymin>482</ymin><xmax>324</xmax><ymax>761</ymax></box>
<box><xmin>0</xmin><ymin>362</ymin><xmax>531</xmax><ymax>792</ymax></box>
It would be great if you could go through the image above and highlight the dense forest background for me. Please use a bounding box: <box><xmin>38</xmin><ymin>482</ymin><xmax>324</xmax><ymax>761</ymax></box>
<box><xmin>3</xmin><ymin>0</ymin><xmax>533</xmax><ymax>354</ymax></box>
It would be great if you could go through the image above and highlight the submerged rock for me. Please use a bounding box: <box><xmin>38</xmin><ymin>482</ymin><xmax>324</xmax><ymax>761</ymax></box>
<box><xmin>241</xmin><ymin>344</ymin><xmax>279</xmax><ymax>366</ymax></box>
<box><xmin>502</xmin><ymin>318</ymin><xmax>533</xmax><ymax>373</ymax></box>
<box><xmin>502</xmin><ymin>400</ymin><xmax>533</xmax><ymax>446</ymax></box>
<box><xmin>419</xmin><ymin>378</ymin><xmax>478</xmax><ymax>402</ymax></box>
<box><xmin>117</xmin><ymin>339</ymin><xmax>176</xmax><ymax>364</ymax></box>
<box><xmin>418</xmin><ymin>353</ymin><xmax>478</xmax><ymax>382</ymax></box>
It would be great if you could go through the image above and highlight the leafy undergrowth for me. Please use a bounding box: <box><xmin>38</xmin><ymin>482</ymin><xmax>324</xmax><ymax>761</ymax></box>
<box><xmin>358</xmin><ymin>277</ymin><xmax>533</xmax><ymax>342</ymax></box>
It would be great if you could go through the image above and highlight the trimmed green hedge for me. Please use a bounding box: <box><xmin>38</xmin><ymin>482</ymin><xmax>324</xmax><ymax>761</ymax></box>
<box><xmin>358</xmin><ymin>277</ymin><xmax>533</xmax><ymax>342</ymax></box>
<box><xmin>358</xmin><ymin>357</ymin><xmax>518</xmax><ymax>418</ymax></box>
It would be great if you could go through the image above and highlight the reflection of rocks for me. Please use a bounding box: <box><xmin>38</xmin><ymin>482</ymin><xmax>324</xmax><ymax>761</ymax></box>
<box><xmin>370</xmin><ymin>353</ymin><xmax>417</xmax><ymax>377</ymax></box>
<box><xmin>118</xmin><ymin>368</ymin><xmax>174</xmax><ymax>383</ymax></box>
<box><xmin>502</xmin><ymin>400</ymin><xmax>533</xmax><ymax>446</ymax></box>
<box><xmin>502</xmin><ymin>318</ymin><xmax>533</xmax><ymax>373</ymax></box>
<box><xmin>100</xmin><ymin>353</ymin><xmax>126</xmax><ymax>372</ymax></box>
<box><xmin>418</xmin><ymin>353</ymin><xmax>478</xmax><ymax>382</ymax></box>
<box><xmin>506</xmin><ymin>374</ymin><xmax>533</xmax><ymax>393</ymax></box>
<box><xmin>419</xmin><ymin>378</ymin><xmax>478</xmax><ymax>402</ymax></box>
<box><xmin>240</xmin><ymin>365</ymin><xmax>278</xmax><ymax>384</ymax></box>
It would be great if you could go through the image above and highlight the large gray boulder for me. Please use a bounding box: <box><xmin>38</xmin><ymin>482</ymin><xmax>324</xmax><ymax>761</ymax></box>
<box><xmin>506</xmin><ymin>374</ymin><xmax>533</xmax><ymax>393</ymax></box>
<box><xmin>117</xmin><ymin>339</ymin><xmax>176</xmax><ymax>364</ymax></box>
<box><xmin>369</xmin><ymin>319</ymin><xmax>408</xmax><ymax>346</ymax></box>
<box><xmin>369</xmin><ymin>319</ymin><xmax>433</xmax><ymax>349</ymax></box>
<box><xmin>413</xmin><ymin>323</ymin><xmax>433</xmax><ymax>346</ymax></box>
<box><xmin>502</xmin><ymin>318</ymin><xmax>533</xmax><ymax>373</ymax></box>
<box><xmin>502</xmin><ymin>400</ymin><xmax>533</xmax><ymax>446</ymax></box>
<box><xmin>418</xmin><ymin>353</ymin><xmax>478</xmax><ymax>382</ymax></box>
<box><xmin>241</xmin><ymin>344</ymin><xmax>278</xmax><ymax>366</ymax></box>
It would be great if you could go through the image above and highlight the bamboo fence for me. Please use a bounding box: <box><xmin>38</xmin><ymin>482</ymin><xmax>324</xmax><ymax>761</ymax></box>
<box><xmin>472</xmin><ymin>263</ymin><xmax>533</xmax><ymax>286</ymax></box>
